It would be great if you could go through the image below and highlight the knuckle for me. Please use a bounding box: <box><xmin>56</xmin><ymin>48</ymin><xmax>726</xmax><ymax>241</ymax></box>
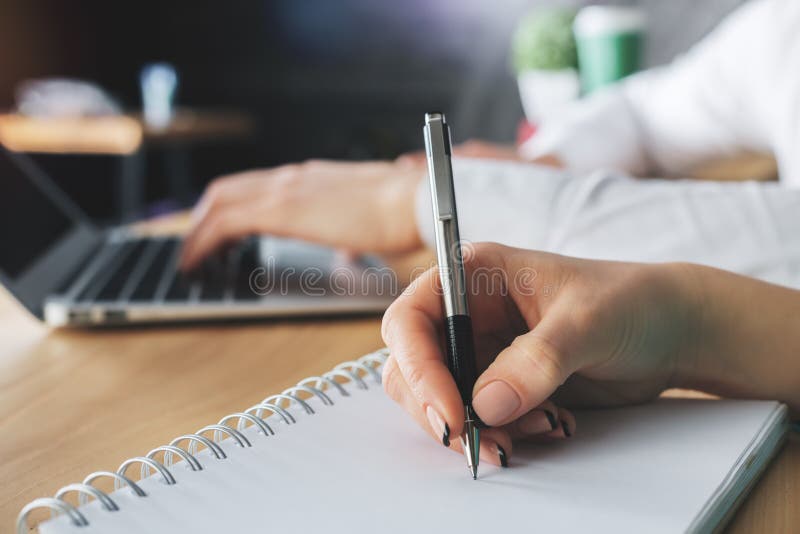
<box><xmin>468</xmin><ymin>241</ymin><xmax>504</xmax><ymax>262</ymax></box>
<box><xmin>510</xmin><ymin>334</ymin><xmax>566</xmax><ymax>385</ymax></box>
<box><xmin>208</xmin><ymin>210</ymin><xmax>234</xmax><ymax>234</ymax></box>
<box><xmin>380</xmin><ymin>292</ymin><xmax>415</xmax><ymax>344</ymax></box>
<box><xmin>272</xmin><ymin>167</ymin><xmax>294</xmax><ymax>184</ymax></box>
<box><xmin>381</xmin><ymin>357</ymin><xmax>403</xmax><ymax>401</ymax></box>
<box><xmin>203</xmin><ymin>197</ymin><xmax>224</xmax><ymax>219</ymax></box>
<box><xmin>380</xmin><ymin>306</ymin><xmax>395</xmax><ymax>344</ymax></box>
<box><xmin>285</xmin><ymin>162</ymin><xmax>303</xmax><ymax>175</ymax></box>
<box><xmin>570</xmin><ymin>296</ymin><xmax>603</xmax><ymax>336</ymax></box>
<box><xmin>478</xmin><ymin>241</ymin><xmax>503</xmax><ymax>250</ymax></box>
<box><xmin>204</xmin><ymin>179</ymin><xmax>228</xmax><ymax>202</ymax></box>
<box><xmin>469</xmin><ymin>241</ymin><xmax>492</xmax><ymax>256</ymax></box>
<box><xmin>302</xmin><ymin>158</ymin><xmax>323</xmax><ymax>170</ymax></box>
<box><xmin>270</xmin><ymin>166</ymin><xmax>302</xmax><ymax>197</ymax></box>
<box><xmin>401</xmin><ymin>361</ymin><xmax>427</xmax><ymax>402</ymax></box>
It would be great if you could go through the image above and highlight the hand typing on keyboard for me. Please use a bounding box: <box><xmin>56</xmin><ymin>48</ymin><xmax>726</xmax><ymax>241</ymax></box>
<box><xmin>179</xmin><ymin>161</ymin><xmax>423</xmax><ymax>271</ymax></box>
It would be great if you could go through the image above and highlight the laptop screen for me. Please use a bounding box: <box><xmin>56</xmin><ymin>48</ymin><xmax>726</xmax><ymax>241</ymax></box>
<box><xmin>0</xmin><ymin>149</ymin><xmax>76</xmax><ymax>277</ymax></box>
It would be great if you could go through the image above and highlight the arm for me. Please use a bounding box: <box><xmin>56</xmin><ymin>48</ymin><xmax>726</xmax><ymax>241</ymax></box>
<box><xmin>381</xmin><ymin>243</ymin><xmax>800</xmax><ymax>464</ymax></box>
<box><xmin>521</xmin><ymin>0</ymin><xmax>776</xmax><ymax>176</ymax></box>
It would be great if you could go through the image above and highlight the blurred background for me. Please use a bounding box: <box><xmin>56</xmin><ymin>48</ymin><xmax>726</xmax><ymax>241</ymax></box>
<box><xmin>0</xmin><ymin>0</ymin><xmax>749</xmax><ymax>223</ymax></box>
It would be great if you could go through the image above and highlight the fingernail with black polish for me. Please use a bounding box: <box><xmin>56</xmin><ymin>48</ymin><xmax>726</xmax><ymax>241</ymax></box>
<box><xmin>561</xmin><ymin>420</ymin><xmax>572</xmax><ymax>438</ymax></box>
<box><xmin>426</xmin><ymin>407</ymin><xmax>450</xmax><ymax>448</ymax></box>
<box><xmin>497</xmin><ymin>445</ymin><xmax>508</xmax><ymax>467</ymax></box>
<box><xmin>545</xmin><ymin>410</ymin><xmax>558</xmax><ymax>430</ymax></box>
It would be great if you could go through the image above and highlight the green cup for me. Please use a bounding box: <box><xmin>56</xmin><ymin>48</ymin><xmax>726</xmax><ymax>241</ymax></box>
<box><xmin>574</xmin><ymin>6</ymin><xmax>645</xmax><ymax>94</ymax></box>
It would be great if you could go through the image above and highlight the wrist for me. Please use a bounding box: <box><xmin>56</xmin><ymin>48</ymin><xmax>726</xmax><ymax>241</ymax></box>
<box><xmin>666</xmin><ymin>263</ymin><xmax>800</xmax><ymax>412</ymax></box>
<box><xmin>664</xmin><ymin>262</ymin><xmax>749</xmax><ymax>397</ymax></box>
<box><xmin>661</xmin><ymin>262</ymin><xmax>712</xmax><ymax>390</ymax></box>
<box><xmin>379</xmin><ymin>168</ymin><xmax>425</xmax><ymax>252</ymax></box>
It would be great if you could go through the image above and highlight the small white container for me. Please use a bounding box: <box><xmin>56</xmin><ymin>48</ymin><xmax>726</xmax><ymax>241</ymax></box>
<box><xmin>517</xmin><ymin>68</ymin><xmax>580</xmax><ymax>125</ymax></box>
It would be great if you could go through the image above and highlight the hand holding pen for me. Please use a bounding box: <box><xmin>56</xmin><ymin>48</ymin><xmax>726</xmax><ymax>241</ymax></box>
<box><xmin>379</xmin><ymin>114</ymin><xmax>574</xmax><ymax>474</ymax></box>
<box><xmin>380</xmin><ymin>242</ymin><xmax>578</xmax><ymax>471</ymax></box>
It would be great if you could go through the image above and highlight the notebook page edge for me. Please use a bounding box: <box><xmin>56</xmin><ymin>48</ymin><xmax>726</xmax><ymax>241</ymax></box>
<box><xmin>687</xmin><ymin>402</ymin><xmax>788</xmax><ymax>533</ymax></box>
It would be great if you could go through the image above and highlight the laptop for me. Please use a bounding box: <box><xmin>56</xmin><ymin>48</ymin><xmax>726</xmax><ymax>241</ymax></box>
<box><xmin>0</xmin><ymin>146</ymin><xmax>395</xmax><ymax>327</ymax></box>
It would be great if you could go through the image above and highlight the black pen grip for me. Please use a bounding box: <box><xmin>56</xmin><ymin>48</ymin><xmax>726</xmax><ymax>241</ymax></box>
<box><xmin>444</xmin><ymin>314</ymin><xmax>479</xmax><ymax>404</ymax></box>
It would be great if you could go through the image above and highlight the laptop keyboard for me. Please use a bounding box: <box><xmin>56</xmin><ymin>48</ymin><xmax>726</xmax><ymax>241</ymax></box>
<box><xmin>129</xmin><ymin>240</ymin><xmax>175</xmax><ymax>301</ymax></box>
<box><xmin>74</xmin><ymin>236</ymin><xmax>262</xmax><ymax>304</ymax></box>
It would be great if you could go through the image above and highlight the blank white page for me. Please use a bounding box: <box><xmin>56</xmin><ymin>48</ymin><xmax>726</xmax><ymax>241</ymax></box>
<box><xmin>40</xmin><ymin>382</ymin><xmax>783</xmax><ymax>534</ymax></box>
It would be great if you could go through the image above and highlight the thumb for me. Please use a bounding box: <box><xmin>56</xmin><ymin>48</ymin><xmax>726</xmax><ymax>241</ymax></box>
<box><xmin>472</xmin><ymin>318</ymin><xmax>573</xmax><ymax>427</ymax></box>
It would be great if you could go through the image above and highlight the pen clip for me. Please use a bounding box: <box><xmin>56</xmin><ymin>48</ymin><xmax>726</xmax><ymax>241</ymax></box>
<box><xmin>424</xmin><ymin>113</ymin><xmax>455</xmax><ymax>221</ymax></box>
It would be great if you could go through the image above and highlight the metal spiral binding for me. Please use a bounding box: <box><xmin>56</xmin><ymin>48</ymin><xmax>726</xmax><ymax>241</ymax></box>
<box><xmin>54</xmin><ymin>485</ymin><xmax>118</xmax><ymax>512</ymax></box>
<box><xmin>198</xmin><ymin>424</ymin><xmax>252</xmax><ymax>448</ymax></box>
<box><xmin>324</xmin><ymin>369</ymin><xmax>368</xmax><ymax>390</ymax></box>
<box><xmin>218</xmin><ymin>412</ymin><xmax>275</xmax><ymax>436</ymax></box>
<box><xmin>16</xmin><ymin>349</ymin><xmax>388</xmax><ymax>533</ymax></box>
<box><xmin>283</xmin><ymin>385</ymin><xmax>335</xmax><ymax>406</ymax></box>
<box><xmin>298</xmin><ymin>375</ymin><xmax>350</xmax><ymax>397</ymax></box>
<box><xmin>244</xmin><ymin>402</ymin><xmax>296</xmax><ymax>425</ymax></box>
<box><xmin>262</xmin><ymin>393</ymin><xmax>316</xmax><ymax>414</ymax></box>
<box><xmin>145</xmin><ymin>446</ymin><xmax>203</xmax><ymax>472</ymax></box>
<box><xmin>170</xmin><ymin>434</ymin><xmax>227</xmax><ymax>460</ymax></box>
<box><xmin>82</xmin><ymin>472</ymin><xmax>146</xmax><ymax>499</ymax></box>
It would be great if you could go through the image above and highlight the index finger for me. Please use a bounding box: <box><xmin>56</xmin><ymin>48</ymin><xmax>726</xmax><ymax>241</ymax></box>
<box><xmin>381</xmin><ymin>266</ymin><xmax>465</xmax><ymax>437</ymax></box>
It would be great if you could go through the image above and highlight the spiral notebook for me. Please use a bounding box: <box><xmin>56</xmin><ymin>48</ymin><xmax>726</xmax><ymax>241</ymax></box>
<box><xmin>19</xmin><ymin>349</ymin><xmax>788</xmax><ymax>534</ymax></box>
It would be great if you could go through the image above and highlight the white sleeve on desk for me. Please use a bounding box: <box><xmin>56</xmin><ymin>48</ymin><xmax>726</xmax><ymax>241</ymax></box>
<box><xmin>414</xmin><ymin>157</ymin><xmax>578</xmax><ymax>250</ymax></box>
<box><xmin>415</xmin><ymin>158</ymin><xmax>800</xmax><ymax>288</ymax></box>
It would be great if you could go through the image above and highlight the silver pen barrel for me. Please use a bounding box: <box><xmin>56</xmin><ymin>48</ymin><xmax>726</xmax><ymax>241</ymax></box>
<box><xmin>424</xmin><ymin>112</ymin><xmax>481</xmax><ymax>480</ymax></box>
<box><xmin>423</xmin><ymin>113</ymin><xmax>469</xmax><ymax>318</ymax></box>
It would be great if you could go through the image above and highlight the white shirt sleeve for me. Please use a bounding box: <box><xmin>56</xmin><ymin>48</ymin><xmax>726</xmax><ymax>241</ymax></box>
<box><xmin>414</xmin><ymin>158</ymin><xmax>579</xmax><ymax>250</ymax></box>
<box><xmin>414</xmin><ymin>158</ymin><xmax>800</xmax><ymax>288</ymax></box>
<box><xmin>520</xmin><ymin>0</ymin><xmax>795</xmax><ymax>180</ymax></box>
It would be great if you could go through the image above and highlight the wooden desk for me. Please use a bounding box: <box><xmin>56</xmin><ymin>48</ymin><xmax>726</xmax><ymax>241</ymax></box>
<box><xmin>0</xmin><ymin>110</ymin><xmax>254</xmax><ymax>155</ymax></box>
<box><xmin>689</xmin><ymin>152</ymin><xmax>778</xmax><ymax>183</ymax></box>
<box><xmin>0</xmin><ymin>110</ymin><xmax>255</xmax><ymax>221</ymax></box>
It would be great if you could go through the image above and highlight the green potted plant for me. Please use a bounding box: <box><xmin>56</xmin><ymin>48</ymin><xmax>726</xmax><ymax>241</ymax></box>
<box><xmin>511</xmin><ymin>7</ymin><xmax>580</xmax><ymax>125</ymax></box>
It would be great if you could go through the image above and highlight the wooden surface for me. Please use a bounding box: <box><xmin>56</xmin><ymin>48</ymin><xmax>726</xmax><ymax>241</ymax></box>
<box><xmin>0</xmin><ymin>110</ymin><xmax>254</xmax><ymax>155</ymax></box>
<box><xmin>1</xmin><ymin>215</ymin><xmax>798</xmax><ymax>532</ymax></box>
<box><xmin>689</xmin><ymin>152</ymin><xmax>778</xmax><ymax>182</ymax></box>
<box><xmin>137</xmin><ymin>109</ymin><xmax>255</xmax><ymax>146</ymax></box>
<box><xmin>0</xmin><ymin>114</ymin><xmax>142</xmax><ymax>155</ymax></box>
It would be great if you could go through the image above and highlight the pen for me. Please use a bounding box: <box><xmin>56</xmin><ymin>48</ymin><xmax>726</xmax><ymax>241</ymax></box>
<box><xmin>422</xmin><ymin>112</ymin><xmax>481</xmax><ymax>480</ymax></box>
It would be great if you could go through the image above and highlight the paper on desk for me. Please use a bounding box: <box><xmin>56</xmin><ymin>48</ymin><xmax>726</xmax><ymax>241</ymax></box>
<box><xmin>40</xmin><ymin>385</ymin><xmax>784</xmax><ymax>534</ymax></box>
